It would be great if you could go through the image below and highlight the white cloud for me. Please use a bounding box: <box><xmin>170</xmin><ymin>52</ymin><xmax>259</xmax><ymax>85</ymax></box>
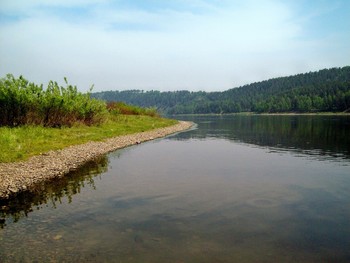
<box><xmin>0</xmin><ymin>0</ymin><xmax>349</xmax><ymax>91</ymax></box>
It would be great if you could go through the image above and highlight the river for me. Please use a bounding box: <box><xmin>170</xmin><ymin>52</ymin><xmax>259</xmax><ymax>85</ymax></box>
<box><xmin>1</xmin><ymin>115</ymin><xmax>350</xmax><ymax>262</ymax></box>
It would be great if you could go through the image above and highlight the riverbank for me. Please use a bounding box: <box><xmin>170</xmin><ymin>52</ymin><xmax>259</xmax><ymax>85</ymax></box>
<box><xmin>0</xmin><ymin>121</ymin><xmax>193</xmax><ymax>199</ymax></box>
<box><xmin>0</xmin><ymin>115</ymin><xmax>178</xmax><ymax>163</ymax></box>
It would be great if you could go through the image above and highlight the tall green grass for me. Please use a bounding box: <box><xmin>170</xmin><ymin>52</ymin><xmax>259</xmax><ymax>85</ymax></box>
<box><xmin>0</xmin><ymin>74</ymin><xmax>107</xmax><ymax>127</ymax></box>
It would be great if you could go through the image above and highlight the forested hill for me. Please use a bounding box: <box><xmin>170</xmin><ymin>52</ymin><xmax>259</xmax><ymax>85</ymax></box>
<box><xmin>92</xmin><ymin>66</ymin><xmax>350</xmax><ymax>114</ymax></box>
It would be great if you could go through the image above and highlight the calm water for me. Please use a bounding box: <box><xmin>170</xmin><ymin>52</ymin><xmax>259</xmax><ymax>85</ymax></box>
<box><xmin>1</xmin><ymin>115</ymin><xmax>350</xmax><ymax>262</ymax></box>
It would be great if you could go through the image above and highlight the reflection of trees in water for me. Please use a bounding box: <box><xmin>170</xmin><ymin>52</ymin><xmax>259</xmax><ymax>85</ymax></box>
<box><xmin>173</xmin><ymin>115</ymin><xmax>350</xmax><ymax>159</ymax></box>
<box><xmin>0</xmin><ymin>156</ymin><xmax>108</xmax><ymax>228</ymax></box>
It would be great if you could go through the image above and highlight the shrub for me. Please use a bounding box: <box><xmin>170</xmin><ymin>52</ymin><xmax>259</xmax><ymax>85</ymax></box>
<box><xmin>0</xmin><ymin>74</ymin><xmax>108</xmax><ymax>127</ymax></box>
<box><xmin>106</xmin><ymin>101</ymin><xmax>159</xmax><ymax>117</ymax></box>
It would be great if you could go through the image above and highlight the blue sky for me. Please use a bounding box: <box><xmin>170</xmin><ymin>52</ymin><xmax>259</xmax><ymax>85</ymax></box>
<box><xmin>0</xmin><ymin>0</ymin><xmax>349</xmax><ymax>92</ymax></box>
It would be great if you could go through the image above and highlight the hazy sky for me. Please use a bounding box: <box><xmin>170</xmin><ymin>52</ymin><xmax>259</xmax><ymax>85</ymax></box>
<box><xmin>0</xmin><ymin>0</ymin><xmax>349</xmax><ymax>92</ymax></box>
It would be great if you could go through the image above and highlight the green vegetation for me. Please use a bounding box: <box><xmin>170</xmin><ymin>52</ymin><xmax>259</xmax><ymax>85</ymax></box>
<box><xmin>0</xmin><ymin>115</ymin><xmax>177</xmax><ymax>163</ymax></box>
<box><xmin>92</xmin><ymin>66</ymin><xmax>350</xmax><ymax>114</ymax></box>
<box><xmin>107</xmin><ymin>101</ymin><xmax>159</xmax><ymax>117</ymax></box>
<box><xmin>0</xmin><ymin>74</ymin><xmax>108</xmax><ymax>127</ymax></box>
<box><xmin>0</xmin><ymin>75</ymin><xmax>177</xmax><ymax>163</ymax></box>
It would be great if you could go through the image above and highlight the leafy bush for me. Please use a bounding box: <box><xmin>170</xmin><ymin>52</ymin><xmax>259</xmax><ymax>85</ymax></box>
<box><xmin>106</xmin><ymin>101</ymin><xmax>159</xmax><ymax>117</ymax></box>
<box><xmin>0</xmin><ymin>74</ymin><xmax>108</xmax><ymax>127</ymax></box>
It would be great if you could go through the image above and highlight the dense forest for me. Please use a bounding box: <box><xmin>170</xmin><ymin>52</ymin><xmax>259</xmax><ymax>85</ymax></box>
<box><xmin>92</xmin><ymin>66</ymin><xmax>350</xmax><ymax>114</ymax></box>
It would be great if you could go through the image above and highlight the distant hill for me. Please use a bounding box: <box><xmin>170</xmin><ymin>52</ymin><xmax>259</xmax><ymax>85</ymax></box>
<box><xmin>92</xmin><ymin>66</ymin><xmax>350</xmax><ymax>114</ymax></box>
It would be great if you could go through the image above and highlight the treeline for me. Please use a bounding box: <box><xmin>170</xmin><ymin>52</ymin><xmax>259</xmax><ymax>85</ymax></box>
<box><xmin>0</xmin><ymin>75</ymin><xmax>159</xmax><ymax>128</ymax></box>
<box><xmin>92</xmin><ymin>66</ymin><xmax>350</xmax><ymax>114</ymax></box>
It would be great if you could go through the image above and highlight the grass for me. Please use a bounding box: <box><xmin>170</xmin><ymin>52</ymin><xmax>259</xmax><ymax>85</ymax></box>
<box><xmin>0</xmin><ymin>115</ymin><xmax>177</xmax><ymax>163</ymax></box>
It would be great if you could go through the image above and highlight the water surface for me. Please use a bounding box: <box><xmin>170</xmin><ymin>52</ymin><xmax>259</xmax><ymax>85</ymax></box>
<box><xmin>1</xmin><ymin>115</ymin><xmax>350</xmax><ymax>262</ymax></box>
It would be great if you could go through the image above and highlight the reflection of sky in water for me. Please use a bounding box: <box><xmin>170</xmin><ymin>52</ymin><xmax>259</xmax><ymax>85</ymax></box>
<box><xmin>1</xmin><ymin>116</ymin><xmax>350</xmax><ymax>262</ymax></box>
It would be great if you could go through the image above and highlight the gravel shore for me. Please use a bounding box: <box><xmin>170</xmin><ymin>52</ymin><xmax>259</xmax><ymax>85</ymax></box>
<box><xmin>0</xmin><ymin>121</ymin><xmax>193</xmax><ymax>199</ymax></box>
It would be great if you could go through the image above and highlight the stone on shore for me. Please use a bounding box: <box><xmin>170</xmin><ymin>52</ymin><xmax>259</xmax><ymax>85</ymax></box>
<box><xmin>0</xmin><ymin>121</ymin><xmax>193</xmax><ymax>199</ymax></box>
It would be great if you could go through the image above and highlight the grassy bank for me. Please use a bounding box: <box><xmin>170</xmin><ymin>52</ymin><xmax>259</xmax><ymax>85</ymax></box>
<box><xmin>0</xmin><ymin>74</ymin><xmax>177</xmax><ymax>163</ymax></box>
<box><xmin>0</xmin><ymin>115</ymin><xmax>177</xmax><ymax>163</ymax></box>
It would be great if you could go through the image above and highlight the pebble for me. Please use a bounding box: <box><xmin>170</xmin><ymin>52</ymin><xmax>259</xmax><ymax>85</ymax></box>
<box><xmin>0</xmin><ymin>121</ymin><xmax>193</xmax><ymax>199</ymax></box>
<box><xmin>53</xmin><ymin>234</ymin><xmax>63</xmax><ymax>240</ymax></box>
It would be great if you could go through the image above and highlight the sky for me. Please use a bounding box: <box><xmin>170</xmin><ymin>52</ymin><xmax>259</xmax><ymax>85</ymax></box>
<box><xmin>0</xmin><ymin>0</ymin><xmax>349</xmax><ymax>92</ymax></box>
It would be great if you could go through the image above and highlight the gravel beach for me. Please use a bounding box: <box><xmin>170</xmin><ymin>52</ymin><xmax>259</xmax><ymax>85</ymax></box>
<box><xmin>0</xmin><ymin>121</ymin><xmax>193</xmax><ymax>199</ymax></box>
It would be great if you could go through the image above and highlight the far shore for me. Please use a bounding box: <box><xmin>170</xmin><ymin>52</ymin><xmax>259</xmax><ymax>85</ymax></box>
<box><xmin>0</xmin><ymin>121</ymin><xmax>193</xmax><ymax>200</ymax></box>
<box><xmin>253</xmin><ymin>112</ymin><xmax>350</xmax><ymax>116</ymax></box>
<box><xmin>173</xmin><ymin>112</ymin><xmax>350</xmax><ymax>117</ymax></box>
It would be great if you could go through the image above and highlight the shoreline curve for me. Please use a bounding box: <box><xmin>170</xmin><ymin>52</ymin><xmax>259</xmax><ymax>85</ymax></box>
<box><xmin>0</xmin><ymin>121</ymin><xmax>193</xmax><ymax>199</ymax></box>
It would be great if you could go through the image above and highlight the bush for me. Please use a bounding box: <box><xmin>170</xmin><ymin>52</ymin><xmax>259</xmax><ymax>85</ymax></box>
<box><xmin>106</xmin><ymin>101</ymin><xmax>159</xmax><ymax>117</ymax></box>
<box><xmin>0</xmin><ymin>74</ymin><xmax>108</xmax><ymax>127</ymax></box>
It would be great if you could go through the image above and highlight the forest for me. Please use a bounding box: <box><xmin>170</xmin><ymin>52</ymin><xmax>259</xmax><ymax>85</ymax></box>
<box><xmin>92</xmin><ymin>66</ymin><xmax>350</xmax><ymax>114</ymax></box>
